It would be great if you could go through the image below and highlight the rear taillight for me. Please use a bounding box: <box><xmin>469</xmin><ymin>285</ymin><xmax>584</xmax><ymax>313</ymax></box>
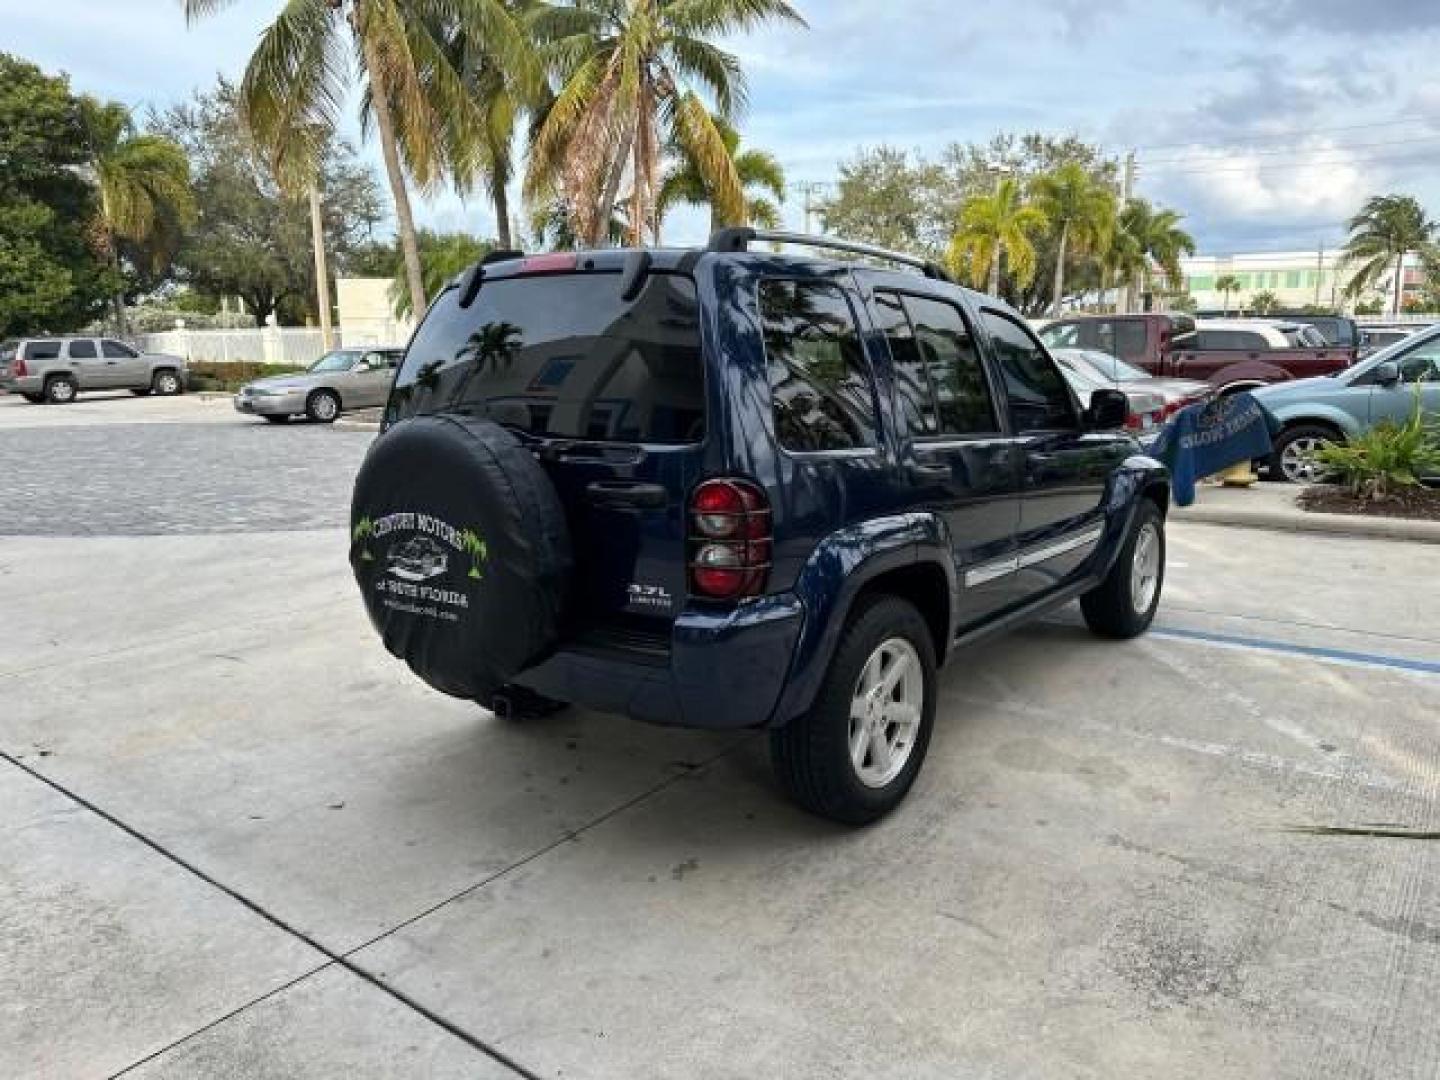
<box><xmin>688</xmin><ymin>478</ymin><xmax>771</xmax><ymax>600</ymax></box>
<box><xmin>12</xmin><ymin>355</ymin><xmax>26</xmax><ymax>377</ymax></box>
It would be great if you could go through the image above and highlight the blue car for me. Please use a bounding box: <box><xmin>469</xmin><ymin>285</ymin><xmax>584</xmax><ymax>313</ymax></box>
<box><xmin>1254</xmin><ymin>328</ymin><xmax>1440</xmax><ymax>483</ymax></box>
<box><xmin>350</xmin><ymin>230</ymin><xmax>1170</xmax><ymax>823</ymax></box>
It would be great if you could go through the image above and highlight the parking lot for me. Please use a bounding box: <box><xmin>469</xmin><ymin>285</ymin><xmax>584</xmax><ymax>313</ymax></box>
<box><xmin>3</xmin><ymin>392</ymin><xmax>1439</xmax><ymax>1079</ymax></box>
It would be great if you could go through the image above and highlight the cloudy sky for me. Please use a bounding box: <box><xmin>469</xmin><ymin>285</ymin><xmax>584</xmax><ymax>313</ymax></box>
<box><xmin>7</xmin><ymin>0</ymin><xmax>1440</xmax><ymax>255</ymax></box>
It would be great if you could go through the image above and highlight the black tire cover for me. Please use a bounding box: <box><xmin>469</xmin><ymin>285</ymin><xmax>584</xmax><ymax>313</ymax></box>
<box><xmin>350</xmin><ymin>415</ymin><xmax>572</xmax><ymax>701</ymax></box>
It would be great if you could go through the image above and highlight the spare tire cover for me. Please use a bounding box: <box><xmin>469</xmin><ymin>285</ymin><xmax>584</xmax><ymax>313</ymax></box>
<box><xmin>350</xmin><ymin>415</ymin><xmax>572</xmax><ymax>701</ymax></box>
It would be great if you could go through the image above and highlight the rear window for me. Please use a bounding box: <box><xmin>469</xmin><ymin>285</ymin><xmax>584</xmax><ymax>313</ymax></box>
<box><xmin>27</xmin><ymin>340</ymin><xmax>61</xmax><ymax>361</ymax></box>
<box><xmin>388</xmin><ymin>272</ymin><xmax>704</xmax><ymax>444</ymax></box>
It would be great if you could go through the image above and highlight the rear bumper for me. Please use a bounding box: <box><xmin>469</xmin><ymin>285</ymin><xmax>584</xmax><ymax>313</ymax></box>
<box><xmin>512</xmin><ymin>593</ymin><xmax>806</xmax><ymax>730</ymax></box>
<box><xmin>1</xmin><ymin>376</ymin><xmax>41</xmax><ymax>393</ymax></box>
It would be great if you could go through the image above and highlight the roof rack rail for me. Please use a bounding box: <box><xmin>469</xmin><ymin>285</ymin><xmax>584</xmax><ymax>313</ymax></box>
<box><xmin>707</xmin><ymin>227</ymin><xmax>952</xmax><ymax>283</ymax></box>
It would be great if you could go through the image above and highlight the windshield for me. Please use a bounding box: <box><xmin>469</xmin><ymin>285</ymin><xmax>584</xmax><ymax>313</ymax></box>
<box><xmin>309</xmin><ymin>350</ymin><xmax>360</xmax><ymax>373</ymax></box>
<box><xmin>1053</xmin><ymin>353</ymin><xmax>1108</xmax><ymax>393</ymax></box>
<box><xmin>1076</xmin><ymin>350</ymin><xmax>1149</xmax><ymax>382</ymax></box>
<box><xmin>388</xmin><ymin>271</ymin><xmax>704</xmax><ymax>444</ymax></box>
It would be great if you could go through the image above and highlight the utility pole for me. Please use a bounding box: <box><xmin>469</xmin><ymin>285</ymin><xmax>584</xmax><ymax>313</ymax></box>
<box><xmin>1121</xmin><ymin>150</ymin><xmax>1137</xmax><ymax>313</ymax></box>
<box><xmin>1315</xmin><ymin>241</ymin><xmax>1324</xmax><ymax>309</ymax></box>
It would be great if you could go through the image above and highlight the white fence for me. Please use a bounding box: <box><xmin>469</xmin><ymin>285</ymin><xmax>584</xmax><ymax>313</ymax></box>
<box><xmin>138</xmin><ymin>327</ymin><xmax>335</xmax><ymax>367</ymax></box>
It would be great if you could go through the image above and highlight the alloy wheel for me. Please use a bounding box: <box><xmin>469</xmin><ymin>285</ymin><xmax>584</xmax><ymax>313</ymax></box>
<box><xmin>848</xmin><ymin>637</ymin><xmax>924</xmax><ymax>789</ymax></box>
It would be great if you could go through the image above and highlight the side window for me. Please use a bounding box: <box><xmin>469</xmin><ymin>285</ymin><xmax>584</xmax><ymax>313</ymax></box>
<box><xmin>901</xmin><ymin>294</ymin><xmax>998</xmax><ymax>435</ymax></box>
<box><xmin>980</xmin><ymin>310</ymin><xmax>1078</xmax><ymax>432</ymax></box>
<box><xmin>759</xmin><ymin>279</ymin><xmax>877</xmax><ymax>452</ymax></box>
<box><xmin>101</xmin><ymin>340</ymin><xmax>137</xmax><ymax>359</ymax></box>
<box><xmin>28</xmin><ymin>340</ymin><xmax>62</xmax><ymax>361</ymax></box>
<box><xmin>873</xmin><ymin>291</ymin><xmax>939</xmax><ymax>436</ymax></box>
<box><xmin>67</xmin><ymin>339</ymin><xmax>97</xmax><ymax>359</ymax></box>
<box><xmin>1239</xmin><ymin>332</ymin><xmax>1268</xmax><ymax>351</ymax></box>
<box><xmin>1398</xmin><ymin>344</ymin><xmax>1440</xmax><ymax>383</ymax></box>
<box><xmin>1040</xmin><ymin>322</ymin><xmax>1081</xmax><ymax>349</ymax></box>
<box><xmin>1113</xmin><ymin>320</ymin><xmax>1148</xmax><ymax>361</ymax></box>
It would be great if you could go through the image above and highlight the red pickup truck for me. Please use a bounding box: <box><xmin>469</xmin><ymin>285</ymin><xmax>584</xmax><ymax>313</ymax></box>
<box><xmin>1037</xmin><ymin>313</ymin><xmax>1357</xmax><ymax>392</ymax></box>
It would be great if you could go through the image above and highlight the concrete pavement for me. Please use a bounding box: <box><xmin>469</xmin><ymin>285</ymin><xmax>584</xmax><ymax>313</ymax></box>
<box><xmin>3</xmin><ymin>394</ymin><xmax>1439</xmax><ymax>1078</ymax></box>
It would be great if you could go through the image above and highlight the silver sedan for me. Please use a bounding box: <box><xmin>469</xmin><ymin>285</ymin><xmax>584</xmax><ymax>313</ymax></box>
<box><xmin>234</xmin><ymin>348</ymin><xmax>403</xmax><ymax>424</ymax></box>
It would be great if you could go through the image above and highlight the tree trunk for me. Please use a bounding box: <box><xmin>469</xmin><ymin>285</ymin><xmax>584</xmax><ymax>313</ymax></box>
<box><xmin>493</xmin><ymin>183</ymin><xmax>512</xmax><ymax>250</ymax></box>
<box><xmin>1393</xmin><ymin>252</ymin><xmax>1406</xmax><ymax>316</ymax></box>
<box><xmin>988</xmin><ymin>244</ymin><xmax>1001</xmax><ymax>297</ymax></box>
<box><xmin>358</xmin><ymin>20</ymin><xmax>426</xmax><ymax>318</ymax></box>
<box><xmin>308</xmin><ymin>185</ymin><xmax>335</xmax><ymax>350</ymax></box>
<box><xmin>1050</xmin><ymin>220</ymin><xmax>1069</xmax><ymax>318</ymax></box>
<box><xmin>104</xmin><ymin>218</ymin><xmax>131</xmax><ymax>338</ymax></box>
<box><xmin>593</xmin><ymin>120</ymin><xmax>636</xmax><ymax>248</ymax></box>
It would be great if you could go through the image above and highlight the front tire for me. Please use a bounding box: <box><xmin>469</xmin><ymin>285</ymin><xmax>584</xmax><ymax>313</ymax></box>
<box><xmin>45</xmin><ymin>375</ymin><xmax>77</xmax><ymax>404</ymax></box>
<box><xmin>1081</xmin><ymin>501</ymin><xmax>1165</xmax><ymax>639</ymax></box>
<box><xmin>306</xmin><ymin>389</ymin><xmax>340</xmax><ymax>423</ymax></box>
<box><xmin>770</xmin><ymin>596</ymin><xmax>937</xmax><ymax>825</ymax></box>
<box><xmin>1271</xmin><ymin>424</ymin><xmax>1337</xmax><ymax>484</ymax></box>
<box><xmin>152</xmin><ymin>369</ymin><xmax>183</xmax><ymax>396</ymax></box>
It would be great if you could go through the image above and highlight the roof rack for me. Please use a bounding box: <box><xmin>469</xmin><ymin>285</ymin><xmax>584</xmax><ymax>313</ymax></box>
<box><xmin>707</xmin><ymin>227</ymin><xmax>953</xmax><ymax>283</ymax></box>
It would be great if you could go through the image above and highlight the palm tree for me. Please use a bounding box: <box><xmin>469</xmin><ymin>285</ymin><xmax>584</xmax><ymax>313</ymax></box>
<box><xmin>1215</xmin><ymin>273</ymin><xmax>1242</xmax><ymax>316</ymax></box>
<box><xmin>525</xmin><ymin>0</ymin><xmax>806</xmax><ymax>248</ymax></box>
<box><xmin>946</xmin><ymin>176</ymin><xmax>1046</xmax><ymax>295</ymax></box>
<box><xmin>390</xmin><ymin>230</ymin><xmax>494</xmax><ymax>319</ymax></box>
<box><xmin>78</xmin><ymin>98</ymin><xmax>196</xmax><ymax>336</ymax></box>
<box><xmin>1117</xmin><ymin>199</ymin><xmax>1194</xmax><ymax>312</ymax></box>
<box><xmin>183</xmin><ymin>0</ymin><xmax>530</xmax><ymax>319</ymax></box>
<box><xmin>1342</xmin><ymin>194</ymin><xmax>1436</xmax><ymax>316</ymax></box>
<box><xmin>1250</xmin><ymin>289</ymin><xmax>1280</xmax><ymax>316</ymax></box>
<box><xmin>1031</xmin><ymin>162</ymin><xmax>1115</xmax><ymax>317</ymax></box>
<box><xmin>655</xmin><ymin>115</ymin><xmax>785</xmax><ymax>242</ymax></box>
<box><xmin>1100</xmin><ymin>223</ymin><xmax>1145</xmax><ymax>314</ymax></box>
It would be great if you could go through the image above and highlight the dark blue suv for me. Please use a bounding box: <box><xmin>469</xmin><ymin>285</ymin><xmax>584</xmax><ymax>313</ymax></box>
<box><xmin>350</xmin><ymin>229</ymin><xmax>1170</xmax><ymax>824</ymax></box>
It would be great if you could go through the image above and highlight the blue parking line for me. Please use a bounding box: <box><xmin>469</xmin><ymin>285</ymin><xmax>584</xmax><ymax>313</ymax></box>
<box><xmin>1151</xmin><ymin>626</ymin><xmax>1440</xmax><ymax>677</ymax></box>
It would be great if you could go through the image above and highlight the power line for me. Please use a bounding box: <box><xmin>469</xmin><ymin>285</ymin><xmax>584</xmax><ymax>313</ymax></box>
<box><xmin>1129</xmin><ymin>114</ymin><xmax>1438</xmax><ymax>153</ymax></box>
<box><xmin>1139</xmin><ymin>146</ymin><xmax>1440</xmax><ymax>177</ymax></box>
<box><xmin>1140</xmin><ymin>133</ymin><xmax>1440</xmax><ymax>165</ymax></box>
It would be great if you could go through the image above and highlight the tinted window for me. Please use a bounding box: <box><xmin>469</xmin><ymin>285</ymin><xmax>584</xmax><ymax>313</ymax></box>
<box><xmin>390</xmin><ymin>272</ymin><xmax>704</xmax><ymax>444</ymax></box>
<box><xmin>759</xmin><ymin>279</ymin><xmax>876</xmax><ymax>452</ymax></box>
<box><xmin>1196</xmin><ymin>330</ymin><xmax>1268</xmax><ymax>351</ymax></box>
<box><xmin>67</xmin><ymin>339</ymin><xmax>97</xmax><ymax>359</ymax></box>
<box><xmin>981</xmin><ymin>311</ymin><xmax>1077</xmax><ymax>431</ymax></box>
<box><xmin>1398</xmin><ymin>341</ymin><xmax>1440</xmax><ymax>383</ymax></box>
<box><xmin>901</xmin><ymin>294</ymin><xmax>997</xmax><ymax>435</ymax></box>
<box><xmin>28</xmin><ymin>340</ymin><xmax>61</xmax><ymax>361</ymax></box>
<box><xmin>873</xmin><ymin>291</ymin><xmax>939</xmax><ymax>436</ymax></box>
<box><xmin>101</xmin><ymin>339</ymin><xmax>137</xmax><ymax>358</ymax></box>
<box><xmin>1095</xmin><ymin>320</ymin><xmax>1147</xmax><ymax>362</ymax></box>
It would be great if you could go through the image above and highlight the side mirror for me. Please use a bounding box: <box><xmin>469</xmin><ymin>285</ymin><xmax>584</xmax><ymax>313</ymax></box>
<box><xmin>1374</xmin><ymin>360</ymin><xmax>1400</xmax><ymax>386</ymax></box>
<box><xmin>1087</xmin><ymin>388</ymin><xmax>1130</xmax><ymax>431</ymax></box>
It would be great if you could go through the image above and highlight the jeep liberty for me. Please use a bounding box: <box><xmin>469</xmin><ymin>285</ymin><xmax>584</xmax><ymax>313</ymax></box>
<box><xmin>350</xmin><ymin>230</ymin><xmax>1171</xmax><ymax>824</ymax></box>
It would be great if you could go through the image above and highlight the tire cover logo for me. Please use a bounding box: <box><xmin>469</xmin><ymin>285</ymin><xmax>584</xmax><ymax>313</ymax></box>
<box><xmin>353</xmin><ymin>511</ymin><xmax>488</xmax><ymax>622</ymax></box>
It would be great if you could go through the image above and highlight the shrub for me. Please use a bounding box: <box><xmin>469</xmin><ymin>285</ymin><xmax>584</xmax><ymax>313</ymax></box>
<box><xmin>185</xmin><ymin>361</ymin><xmax>305</xmax><ymax>392</ymax></box>
<box><xmin>1315</xmin><ymin>391</ymin><xmax>1440</xmax><ymax>499</ymax></box>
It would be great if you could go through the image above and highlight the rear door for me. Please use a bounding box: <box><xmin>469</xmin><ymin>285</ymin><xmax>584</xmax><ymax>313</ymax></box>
<box><xmin>388</xmin><ymin>266</ymin><xmax>707</xmax><ymax>642</ymax></box>
<box><xmin>979</xmin><ymin>308</ymin><xmax>1132</xmax><ymax>597</ymax></box>
<box><xmin>866</xmin><ymin>284</ymin><xmax>1023</xmax><ymax>626</ymax></box>
<box><xmin>65</xmin><ymin>339</ymin><xmax>111</xmax><ymax>387</ymax></box>
<box><xmin>350</xmin><ymin>350</ymin><xmax>397</xmax><ymax>408</ymax></box>
<box><xmin>1368</xmin><ymin>336</ymin><xmax>1440</xmax><ymax>426</ymax></box>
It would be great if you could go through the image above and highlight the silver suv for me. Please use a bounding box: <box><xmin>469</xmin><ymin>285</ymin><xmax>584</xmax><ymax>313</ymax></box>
<box><xmin>0</xmin><ymin>337</ymin><xmax>187</xmax><ymax>404</ymax></box>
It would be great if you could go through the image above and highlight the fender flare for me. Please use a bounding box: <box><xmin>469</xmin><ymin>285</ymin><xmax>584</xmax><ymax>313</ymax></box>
<box><xmin>771</xmin><ymin>511</ymin><xmax>955</xmax><ymax>725</ymax></box>
<box><xmin>1264</xmin><ymin>404</ymin><xmax>1358</xmax><ymax>440</ymax></box>
<box><xmin>1207</xmin><ymin>359</ymin><xmax>1290</xmax><ymax>390</ymax></box>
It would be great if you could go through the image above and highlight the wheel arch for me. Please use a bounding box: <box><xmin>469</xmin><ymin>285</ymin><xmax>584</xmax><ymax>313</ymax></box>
<box><xmin>771</xmin><ymin>512</ymin><xmax>955</xmax><ymax>726</ymax></box>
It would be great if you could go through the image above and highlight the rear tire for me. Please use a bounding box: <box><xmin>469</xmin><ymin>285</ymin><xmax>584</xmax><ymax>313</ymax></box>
<box><xmin>306</xmin><ymin>389</ymin><xmax>340</xmax><ymax>423</ymax></box>
<box><xmin>1271</xmin><ymin>424</ymin><xmax>1338</xmax><ymax>484</ymax></box>
<box><xmin>263</xmin><ymin>414</ymin><xmax>291</xmax><ymax>424</ymax></box>
<box><xmin>152</xmin><ymin>369</ymin><xmax>183</xmax><ymax>396</ymax></box>
<box><xmin>130</xmin><ymin>388</ymin><xmax>152</xmax><ymax>397</ymax></box>
<box><xmin>1081</xmin><ymin>500</ymin><xmax>1165</xmax><ymax>640</ymax></box>
<box><xmin>45</xmin><ymin>375</ymin><xmax>77</xmax><ymax>404</ymax></box>
<box><xmin>21</xmin><ymin>392</ymin><xmax>45</xmax><ymax>404</ymax></box>
<box><xmin>770</xmin><ymin>596</ymin><xmax>936</xmax><ymax>825</ymax></box>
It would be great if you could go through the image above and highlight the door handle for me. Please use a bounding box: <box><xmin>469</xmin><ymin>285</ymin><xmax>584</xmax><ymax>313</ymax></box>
<box><xmin>585</xmin><ymin>481</ymin><xmax>668</xmax><ymax>510</ymax></box>
<box><xmin>909</xmin><ymin>462</ymin><xmax>952</xmax><ymax>482</ymax></box>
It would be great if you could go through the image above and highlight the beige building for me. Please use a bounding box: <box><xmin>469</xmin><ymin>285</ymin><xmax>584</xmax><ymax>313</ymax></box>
<box><xmin>1178</xmin><ymin>251</ymin><xmax>1425</xmax><ymax>314</ymax></box>
<box><xmin>336</xmin><ymin>277</ymin><xmax>415</xmax><ymax>348</ymax></box>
